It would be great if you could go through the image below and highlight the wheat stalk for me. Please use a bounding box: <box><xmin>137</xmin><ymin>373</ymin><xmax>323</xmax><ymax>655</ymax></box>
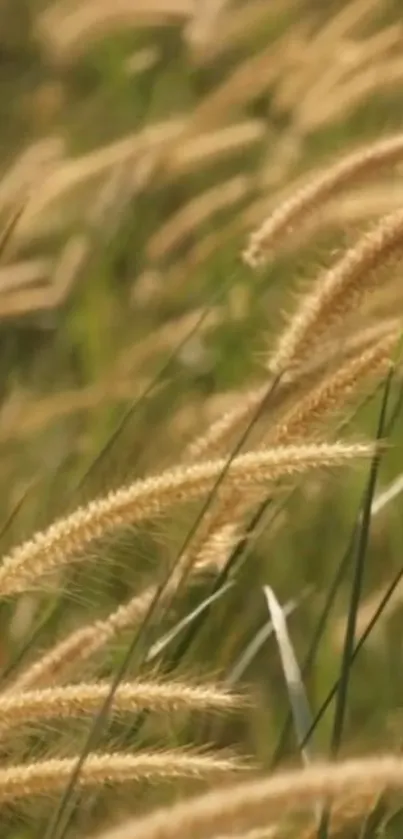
<box><xmin>0</xmin><ymin>749</ymin><xmax>242</xmax><ymax>805</ymax></box>
<box><xmin>0</xmin><ymin>441</ymin><xmax>371</xmax><ymax>597</ymax></box>
<box><xmin>243</xmin><ymin>132</ymin><xmax>403</xmax><ymax>268</ymax></box>
<box><xmin>90</xmin><ymin>754</ymin><xmax>403</xmax><ymax>839</ymax></box>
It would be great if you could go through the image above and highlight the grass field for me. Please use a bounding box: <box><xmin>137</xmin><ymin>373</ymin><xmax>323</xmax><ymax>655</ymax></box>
<box><xmin>2</xmin><ymin>0</ymin><xmax>403</xmax><ymax>837</ymax></box>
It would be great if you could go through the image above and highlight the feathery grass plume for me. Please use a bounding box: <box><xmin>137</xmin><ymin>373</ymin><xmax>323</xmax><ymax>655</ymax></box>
<box><xmin>7</xmin><ymin>571</ymin><xmax>208</xmax><ymax>690</ymax></box>
<box><xmin>18</xmin><ymin>119</ymin><xmax>183</xmax><ymax>232</ymax></box>
<box><xmin>146</xmin><ymin>176</ymin><xmax>250</xmax><ymax>263</ymax></box>
<box><xmin>185</xmin><ymin>0</ymin><xmax>232</xmax><ymax>55</ymax></box>
<box><xmin>164</xmin><ymin>121</ymin><xmax>265</xmax><ymax>180</ymax></box>
<box><xmin>283</xmin><ymin>22</ymin><xmax>403</xmax><ymax>119</ymax></box>
<box><xmin>38</xmin><ymin>0</ymin><xmax>193</xmax><ymax>61</ymax></box>
<box><xmin>0</xmin><ymin>441</ymin><xmax>371</xmax><ymax>597</ymax></box>
<box><xmin>298</xmin><ymin>56</ymin><xmax>403</xmax><ymax>134</ymax></box>
<box><xmin>310</xmin><ymin>0</ymin><xmax>380</xmax><ymax>47</ymax></box>
<box><xmin>185</xmin><ymin>319</ymin><xmax>399</xmax><ymax>462</ymax></box>
<box><xmin>0</xmin><ymin>750</ymin><xmax>242</xmax><ymax>805</ymax></box>
<box><xmin>172</xmin><ymin>333</ymin><xmax>395</xmax><ymax>590</ymax></box>
<box><xmin>0</xmin><ymin>137</ymin><xmax>64</xmax><ymax>215</ymax></box>
<box><xmin>360</xmin><ymin>277</ymin><xmax>403</xmax><ymax>322</ymax></box>
<box><xmin>5</xmin><ymin>442</ymin><xmax>371</xmax><ymax>690</ymax></box>
<box><xmin>167</xmin><ymin>370</ymin><xmax>388</xmax><ymax>617</ymax></box>
<box><xmin>296</xmin><ymin>184</ymin><xmax>403</xmax><ymax>238</ymax></box>
<box><xmin>199</xmin><ymin>0</ymin><xmax>300</xmax><ymax>61</ymax></box>
<box><xmin>0</xmin><ymin>259</ymin><xmax>51</xmax><ymax>293</ymax></box>
<box><xmin>243</xmin><ymin>133</ymin><xmax>403</xmax><ymax>269</ymax></box>
<box><xmin>266</xmin><ymin>330</ymin><xmax>400</xmax><ymax>446</ymax></box>
<box><xmin>7</xmin><ymin>593</ymin><xmax>157</xmax><ymax>691</ymax></box>
<box><xmin>272</xmin><ymin>317</ymin><xmax>402</xmax><ymax>392</ymax></box>
<box><xmin>184</xmin><ymin>350</ymin><xmax>392</xmax><ymax>619</ymax></box>
<box><xmin>273</xmin><ymin>0</ymin><xmax>380</xmax><ymax>113</ymax></box>
<box><xmin>298</xmin><ymin>790</ymin><xmax>380</xmax><ymax>839</ymax></box>
<box><xmin>184</xmin><ymin>385</ymin><xmax>268</xmax><ymax>462</ymax></box>
<box><xmin>0</xmin><ymin>680</ymin><xmax>242</xmax><ymax>732</ymax></box>
<box><xmin>268</xmin><ymin>209</ymin><xmax>403</xmax><ymax>377</ymax></box>
<box><xmin>185</xmin><ymin>34</ymin><xmax>300</xmax><ymax>131</ymax></box>
<box><xmin>90</xmin><ymin>755</ymin><xmax>403</xmax><ymax>839</ymax></box>
<box><xmin>7</xmin><ymin>532</ymin><xmax>236</xmax><ymax>690</ymax></box>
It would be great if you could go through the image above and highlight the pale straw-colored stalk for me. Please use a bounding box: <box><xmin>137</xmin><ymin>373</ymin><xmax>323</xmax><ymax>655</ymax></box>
<box><xmin>91</xmin><ymin>754</ymin><xmax>403</xmax><ymax>839</ymax></box>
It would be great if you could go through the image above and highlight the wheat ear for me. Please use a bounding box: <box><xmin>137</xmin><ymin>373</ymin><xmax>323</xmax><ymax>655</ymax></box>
<box><xmin>243</xmin><ymin>132</ymin><xmax>403</xmax><ymax>268</ymax></box>
<box><xmin>0</xmin><ymin>441</ymin><xmax>372</xmax><ymax>596</ymax></box>
<box><xmin>0</xmin><ymin>680</ymin><xmax>243</xmax><ymax>731</ymax></box>
<box><xmin>91</xmin><ymin>755</ymin><xmax>403</xmax><ymax>839</ymax></box>
<box><xmin>0</xmin><ymin>750</ymin><xmax>242</xmax><ymax>805</ymax></box>
<box><xmin>269</xmin><ymin>209</ymin><xmax>403</xmax><ymax>375</ymax></box>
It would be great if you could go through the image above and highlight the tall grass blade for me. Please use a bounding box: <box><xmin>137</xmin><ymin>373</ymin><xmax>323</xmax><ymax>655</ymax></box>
<box><xmin>317</xmin><ymin>367</ymin><xmax>394</xmax><ymax>839</ymax></box>
<box><xmin>227</xmin><ymin>590</ymin><xmax>309</xmax><ymax>686</ymax></box>
<box><xmin>263</xmin><ymin>585</ymin><xmax>315</xmax><ymax>766</ymax></box>
<box><xmin>146</xmin><ymin>581</ymin><xmax>233</xmax><ymax>662</ymax></box>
